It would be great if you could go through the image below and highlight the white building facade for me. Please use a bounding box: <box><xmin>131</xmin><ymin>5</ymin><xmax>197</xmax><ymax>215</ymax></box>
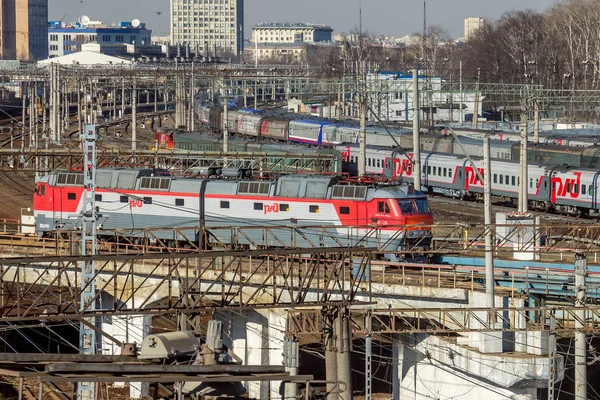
<box><xmin>251</xmin><ymin>22</ymin><xmax>332</xmax><ymax>44</ymax></box>
<box><xmin>367</xmin><ymin>71</ymin><xmax>484</xmax><ymax>123</ymax></box>
<box><xmin>170</xmin><ymin>0</ymin><xmax>244</xmax><ymax>56</ymax></box>
<box><xmin>464</xmin><ymin>17</ymin><xmax>485</xmax><ymax>41</ymax></box>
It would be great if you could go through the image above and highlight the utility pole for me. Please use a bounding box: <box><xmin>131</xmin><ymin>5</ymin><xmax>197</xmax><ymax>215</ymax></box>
<box><xmin>132</xmin><ymin>78</ymin><xmax>137</xmax><ymax>152</ymax></box>
<box><xmin>223</xmin><ymin>90</ymin><xmax>229</xmax><ymax>152</ymax></box>
<box><xmin>77</xmin><ymin>124</ymin><xmax>98</xmax><ymax>400</ymax></box>
<box><xmin>472</xmin><ymin>68</ymin><xmax>481</xmax><ymax>129</ymax></box>
<box><xmin>324</xmin><ymin>308</ymin><xmax>338</xmax><ymax>400</ymax></box>
<box><xmin>484</xmin><ymin>134</ymin><xmax>494</xmax><ymax>320</ymax></box>
<box><xmin>519</xmin><ymin>98</ymin><xmax>528</xmax><ymax>212</ymax></box>
<box><xmin>365</xmin><ymin>310</ymin><xmax>372</xmax><ymax>400</ymax></box>
<box><xmin>358</xmin><ymin>60</ymin><xmax>367</xmax><ymax>176</ymax></box>
<box><xmin>574</xmin><ymin>253</ymin><xmax>587</xmax><ymax>400</ymax></box>
<box><xmin>412</xmin><ymin>69</ymin><xmax>422</xmax><ymax>191</ymax></box>
<box><xmin>534</xmin><ymin>99</ymin><xmax>540</xmax><ymax>145</ymax></box>
<box><xmin>337</xmin><ymin>309</ymin><xmax>353</xmax><ymax>400</ymax></box>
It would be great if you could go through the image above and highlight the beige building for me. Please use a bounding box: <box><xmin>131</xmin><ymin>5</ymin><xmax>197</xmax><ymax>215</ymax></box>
<box><xmin>170</xmin><ymin>0</ymin><xmax>243</xmax><ymax>56</ymax></box>
<box><xmin>463</xmin><ymin>17</ymin><xmax>484</xmax><ymax>41</ymax></box>
<box><xmin>0</xmin><ymin>0</ymin><xmax>48</xmax><ymax>61</ymax></box>
<box><xmin>252</xmin><ymin>22</ymin><xmax>333</xmax><ymax>44</ymax></box>
<box><xmin>245</xmin><ymin>42</ymin><xmax>307</xmax><ymax>63</ymax></box>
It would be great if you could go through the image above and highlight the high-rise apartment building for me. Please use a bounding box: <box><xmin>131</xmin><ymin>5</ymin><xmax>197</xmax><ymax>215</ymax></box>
<box><xmin>170</xmin><ymin>0</ymin><xmax>243</xmax><ymax>57</ymax></box>
<box><xmin>463</xmin><ymin>17</ymin><xmax>484</xmax><ymax>42</ymax></box>
<box><xmin>0</xmin><ymin>0</ymin><xmax>48</xmax><ymax>61</ymax></box>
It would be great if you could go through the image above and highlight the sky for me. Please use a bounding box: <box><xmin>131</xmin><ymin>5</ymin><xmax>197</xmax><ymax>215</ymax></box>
<box><xmin>48</xmin><ymin>0</ymin><xmax>559</xmax><ymax>39</ymax></box>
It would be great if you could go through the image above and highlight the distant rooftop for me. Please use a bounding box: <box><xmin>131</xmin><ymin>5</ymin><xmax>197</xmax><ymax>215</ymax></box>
<box><xmin>254</xmin><ymin>22</ymin><xmax>333</xmax><ymax>30</ymax></box>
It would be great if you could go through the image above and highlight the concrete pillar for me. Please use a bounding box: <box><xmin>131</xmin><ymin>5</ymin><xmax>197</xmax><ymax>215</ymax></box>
<box><xmin>336</xmin><ymin>312</ymin><xmax>352</xmax><ymax>400</ymax></box>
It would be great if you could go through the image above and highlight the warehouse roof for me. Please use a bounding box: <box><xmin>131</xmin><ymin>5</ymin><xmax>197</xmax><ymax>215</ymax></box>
<box><xmin>38</xmin><ymin>51</ymin><xmax>133</xmax><ymax>66</ymax></box>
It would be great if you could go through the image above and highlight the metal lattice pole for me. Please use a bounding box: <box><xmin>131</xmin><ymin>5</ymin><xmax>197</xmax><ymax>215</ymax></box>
<box><xmin>77</xmin><ymin>124</ymin><xmax>97</xmax><ymax>400</ymax></box>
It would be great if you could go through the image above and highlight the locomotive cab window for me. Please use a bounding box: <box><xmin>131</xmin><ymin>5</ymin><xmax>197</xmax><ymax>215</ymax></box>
<box><xmin>378</xmin><ymin>201</ymin><xmax>390</xmax><ymax>214</ymax></box>
<box><xmin>35</xmin><ymin>185</ymin><xmax>46</xmax><ymax>196</ymax></box>
<box><xmin>397</xmin><ymin>200</ymin><xmax>414</xmax><ymax>214</ymax></box>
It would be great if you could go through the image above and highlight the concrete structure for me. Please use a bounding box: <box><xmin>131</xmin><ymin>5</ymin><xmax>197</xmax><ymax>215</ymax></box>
<box><xmin>48</xmin><ymin>18</ymin><xmax>152</xmax><ymax>58</ymax></box>
<box><xmin>367</xmin><ymin>71</ymin><xmax>483</xmax><ymax>122</ymax></box>
<box><xmin>464</xmin><ymin>17</ymin><xmax>485</xmax><ymax>41</ymax></box>
<box><xmin>170</xmin><ymin>0</ymin><xmax>243</xmax><ymax>57</ymax></box>
<box><xmin>0</xmin><ymin>0</ymin><xmax>48</xmax><ymax>61</ymax></box>
<box><xmin>251</xmin><ymin>22</ymin><xmax>332</xmax><ymax>44</ymax></box>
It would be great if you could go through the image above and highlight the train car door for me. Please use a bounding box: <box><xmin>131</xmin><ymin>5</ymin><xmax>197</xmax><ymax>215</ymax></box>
<box><xmin>592</xmin><ymin>171</ymin><xmax>600</xmax><ymax>211</ymax></box>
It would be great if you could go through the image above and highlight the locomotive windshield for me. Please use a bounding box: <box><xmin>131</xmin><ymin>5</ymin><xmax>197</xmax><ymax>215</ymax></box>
<box><xmin>398</xmin><ymin>198</ymin><xmax>430</xmax><ymax>214</ymax></box>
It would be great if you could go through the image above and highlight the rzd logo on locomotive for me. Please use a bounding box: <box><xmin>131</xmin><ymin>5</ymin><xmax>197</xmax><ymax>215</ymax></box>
<box><xmin>263</xmin><ymin>203</ymin><xmax>279</xmax><ymax>214</ymax></box>
<box><xmin>129</xmin><ymin>199</ymin><xmax>144</xmax><ymax>208</ymax></box>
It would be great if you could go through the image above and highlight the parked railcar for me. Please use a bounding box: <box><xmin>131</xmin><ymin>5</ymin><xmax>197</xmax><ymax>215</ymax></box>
<box><xmin>33</xmin><ymin>171</ymin><xmax>433</xmax><ymax>252</ymax></box>
<box><xmin>337</xmin><ymin>143</ymin><xmax>600</xmax><ymax>217</ymax></box>
<box><xmin>260</xmin><ymin>116</ymin><xmax>291</xmax><ymax>140</ymax></box>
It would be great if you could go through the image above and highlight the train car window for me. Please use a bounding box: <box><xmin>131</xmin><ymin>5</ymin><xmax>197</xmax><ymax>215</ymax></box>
<box><xmin>280</xmin><ymin>203</ymin><xmax>290</xmax><ymax>212</ymax></box>
<box><xmin>529</xmin><ymin>178</ymin><xmax>533</xmax><ymax>188</ymax></box>
<box><xmin>449</xmin><ymin>169</ymin><xmax>452</xmax><ymax>178</ymax></box>
<box><xmin>67</xmin><ymin>193</ymin><xmax>76</xmax><ymax>200</ymax></box>
<box><xmin>376</xmin><ymin>159</ymin><xmax>381</xmax><ymax>168</ymax></box>
<box><xmin>567</xmin><ymin>183</ymin><xmax>572</xmax><ymax>192</ymax></box>
<box><xmin>95</xmin><ymin>194</ymin><xmax>102</xmax><ymax>202</ymax></box>
<box><xmin>254</xmin><ymin>203</ymin><xmax>263</xmax><ymax>210</ymax></box>
<box><xmin>175</xmin><ymin>198</ymin><xmax>184</xmax><ymax>206</ymax></box>
<box><xmin>120</xmin><ymin>196</ymin><xmax>128</xmax><ymax>203</ymax></box>
<box><xmin>422</xmin><ymin>166</ymin><xmax>426</xmax><ymax>174</ymax></box>
<box><xmin>309</xmin><ymin>205</ymin><xmax>319</xmax><ymax>213</ymax></box>
<box><xmin>220</xmin><ymin>201</ymin><xmax>230</xmax><ymax>209</ymax></box>
<box><xmin>414</xmin><ymin>199</ymin><xmax>430</xmax><ymax>213</ymax></box>
<box><xmin>500</xmin><ymin>175</ymin><xmax>504</xmax><ymax>184</ymax></box>
<box><xmin>582</xmin><ymin>185</ymin><xmax>587</xmax><ymax>196</ymax></box>
<box><xmin>427</xmin><ymin>166</ymin><xmax>431</xmax><ymax>174</ymax></box>
<box><xmin>493</xmin><ymin>174</ymin><xmax>497</xmax><ymax>184</ymax></box>
<box><xmin>591</xmin><ymin>186</ymin><xmax>596</xmax><ymax>195</ymax></box>
<box><xmin>340</xmin><ymin>206</ymin><xmax>350</xmax><ymax>215</ymax></box>
<box><xmin>505</xmin><ymin>175</ymin><xmax>509</xmax><ymax>184</ymax></box>
<box><xmin>143</xmin><ymin>197</ymin><xmax>152</xmax><ymax>205</ymax></box>
<box><xmin>511</xmin><ymin>177</ymin><xmax>516</xmax><ymax>186</ymax></box>
<box><xmin>574</xmin><ymin>184</ymin><xmax>579</xmax><ymax>194</ymax></box>
<box><xmin>443</xmin><ymin>168</ymin><xmax>447</xmax><ymax>177</ymax></box>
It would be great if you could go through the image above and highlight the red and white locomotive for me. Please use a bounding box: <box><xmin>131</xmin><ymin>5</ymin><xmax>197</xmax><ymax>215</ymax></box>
<box><xmin>33</xmin><ymin>170</ymin><xmax>433</xmax><ymax>253</ymax></box>
<box><xmin>339</xmin><ymin>144</ymin><xmax>600</xmax><ymax>217</ymax></box>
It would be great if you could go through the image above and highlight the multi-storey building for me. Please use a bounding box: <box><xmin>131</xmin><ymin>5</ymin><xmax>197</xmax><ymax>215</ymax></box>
<box><xmin>170</xmin><ymin>0</ymin><xmax>243</xmax><ymax>56</ymax></box>
<box><xmin>464</xmin><ymin>17</ymin><xmax>485</xmax><ymax>41</ymax></box>
<box><xmin>0</xmin><ymin>0</ymin><xmax>48</xmax><ymax>61</ymax></box>
<box><xmin>251</xmin><ymin>22</ymin><xmax>333</xmax><ymax>44</ymax></box>
<box><xmin>47</xmin><ymin>19</ymin><xmax>152</xmax><ymax>58</ymax></box>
